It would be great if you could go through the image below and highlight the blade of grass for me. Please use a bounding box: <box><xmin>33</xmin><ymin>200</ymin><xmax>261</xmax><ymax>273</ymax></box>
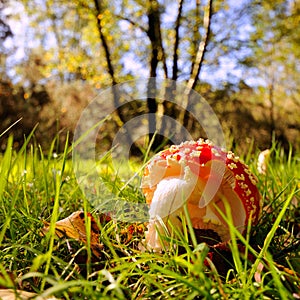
<box><xmin>40</xmin><ymin>279</ymin><xmax>98</xmax><ymax>299</ymax></box>
<box><xmin>150</xmin><ymin>264</ymin><xmax>211</xmax><ymax>298</ymax></box>
<box><xmin>0</xmin><ymin>118</ymin><xmax>22</xmax><ymax>138</ymax></box>
<box><xmin>71</xmin><ymin>117</ymin><xmax>109</xmax><ymax>156</ymax></box>
<box><xmin>41</xmin><ymin>134</ymin><xmax>70</xmax><ymax>290</ymax></box>
<box><xmin>248</xmin><ymin>185</ymin><xmax>297</xmax><ymax>283</ymax></box>
<box><xmin>22</xmin><ymin>142</ymin><xmax>30</xmax><ymax>215</ymax></box>
<box><xmin>221</xmin><ymin>199</ymin><xmax>244</xmax><ymax>279</ymax></box>
<box><xmin>0</xmin><ymin>135</ymin><xmax>13</xmax><ymax>215</ymax></box>
<box><xmin>243</xmin><ymin>212</ymin><xmax>253</xmax><ymax>273</ymax></box>
<box><xmin>83</xmin><ymin>204</ymin><xmax>92</xmax><ymax>278</ymax></box>
<box><xmin>265</xmin><ymin>252</ymin><xmax>290</xmax><ymax>299</ymax></box>
<box><xmin>142</xmin><ymin>130</ymin><xmax>158</xmax><ymax>166</ymax></box>
<box><xmin>183</xmin><ymin>204</ymin><xmax>198</xmax><ymax>249</ymax></box>
<box><xmin>38</xmin><ymin>145</ymin><xmax>50</xmax><ymax>202</ymax></box>
<box><xmin>0</xmin><ymin>263</ymin><xmax>14</xmax><ymax>288</ymax></box>
<box><xmin>10</xmin><ymin>124</ymin><xmax>38</xmax><ymax>170</ymax></box>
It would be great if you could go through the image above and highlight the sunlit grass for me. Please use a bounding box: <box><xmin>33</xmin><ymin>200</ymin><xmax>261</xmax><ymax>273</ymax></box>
<box><xmin>0</xmin><ymin>133</ymin><xmax>299</xmax><ymax>299</ymax></box>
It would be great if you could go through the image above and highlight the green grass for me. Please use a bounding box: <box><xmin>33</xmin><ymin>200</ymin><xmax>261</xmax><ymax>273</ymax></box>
<box><xmin>0</xmin><ymin>133</ymin><xmax>299</xmax><ymax>299</ymax></box>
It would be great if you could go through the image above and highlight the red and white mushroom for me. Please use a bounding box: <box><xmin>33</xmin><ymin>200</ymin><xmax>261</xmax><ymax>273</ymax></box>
<box><xmin>141</xmin><ymin>139</ymin><xmax>262</xmax><ymax>251</ymax></box>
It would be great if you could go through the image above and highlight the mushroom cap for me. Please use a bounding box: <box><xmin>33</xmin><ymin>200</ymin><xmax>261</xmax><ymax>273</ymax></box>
<box><xmin>141</xmin><ymin>139</ymin><xmax>262</xmax><ymax>246</ymax></box>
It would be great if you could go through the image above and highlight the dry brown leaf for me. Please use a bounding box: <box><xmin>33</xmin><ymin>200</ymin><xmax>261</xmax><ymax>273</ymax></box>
<box><xmin>0</xmin><ymin>289</ymin><xmax>59</xmax><ymax>300</ymax></box>
<box><xmin>120</xmin><ymin>223</ymin><xmax>145</xmax><ymax>244</ymax></box>
<box><xmin>41</xmin><ymin>211</ymin><xmax>103</xmax><ymax>258</ymax></box>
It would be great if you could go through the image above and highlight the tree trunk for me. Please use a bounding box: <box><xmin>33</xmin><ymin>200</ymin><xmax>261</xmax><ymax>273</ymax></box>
<box><xmin>93</xmin><ymin>0</ymin><xmax>142</xmax><ymax>156</ymax></box>
<box><xmin>94</xmin><ymin>0</ymin><xmax>124</xmax><ymax>127</ymax></box>
<box><xmin>187</xmin><ymin>0</ymin><xmax>213</xmax><ymax>91</ymax></box>
<box><xmin>146</xmin><ymin>0</ymin><xmax>168</xmax><ymax>150</ymax></box>
<box><xmin>178</xmin><ymin>0</ymin><xmax>213</xmax><ymax>130</ymax></box>
<box><xmin>160</xmin><ymin>0</ymin><xmax>184</xmax><ymax>144</ymax></box>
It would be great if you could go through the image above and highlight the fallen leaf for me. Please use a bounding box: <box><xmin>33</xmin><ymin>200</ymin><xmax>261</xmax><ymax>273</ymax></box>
<box><xmin>120</xmin><ymin>223</ymin><xmax>145</xmax><ymax>244</ymax></box>
<box><xmin>0</xmin><ymin>289</ymin><xmax>59</xmax><ymax>300</ymax></box>
<box><xmin>42</xmin><ymin>211</ymin><xmax>104</xmax><ymax>258</ymax></box>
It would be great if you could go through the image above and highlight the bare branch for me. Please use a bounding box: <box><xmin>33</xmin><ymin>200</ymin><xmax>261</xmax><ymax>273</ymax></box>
<box><xmin>115</xmin><ymin>14</ymin><xmax>147</xmax><ymax>33</ymax></box>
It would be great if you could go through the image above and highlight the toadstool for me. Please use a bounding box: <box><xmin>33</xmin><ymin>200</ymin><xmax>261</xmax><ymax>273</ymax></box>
<box><xmin>141</xmin><ymin>139</ymin><xmax>262</xmax><ymax>251</ymax></box>
<box><xmin>257</xmin><ymin>149</ymin><xmax>271</xmax><ymax>175</ymax></box>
